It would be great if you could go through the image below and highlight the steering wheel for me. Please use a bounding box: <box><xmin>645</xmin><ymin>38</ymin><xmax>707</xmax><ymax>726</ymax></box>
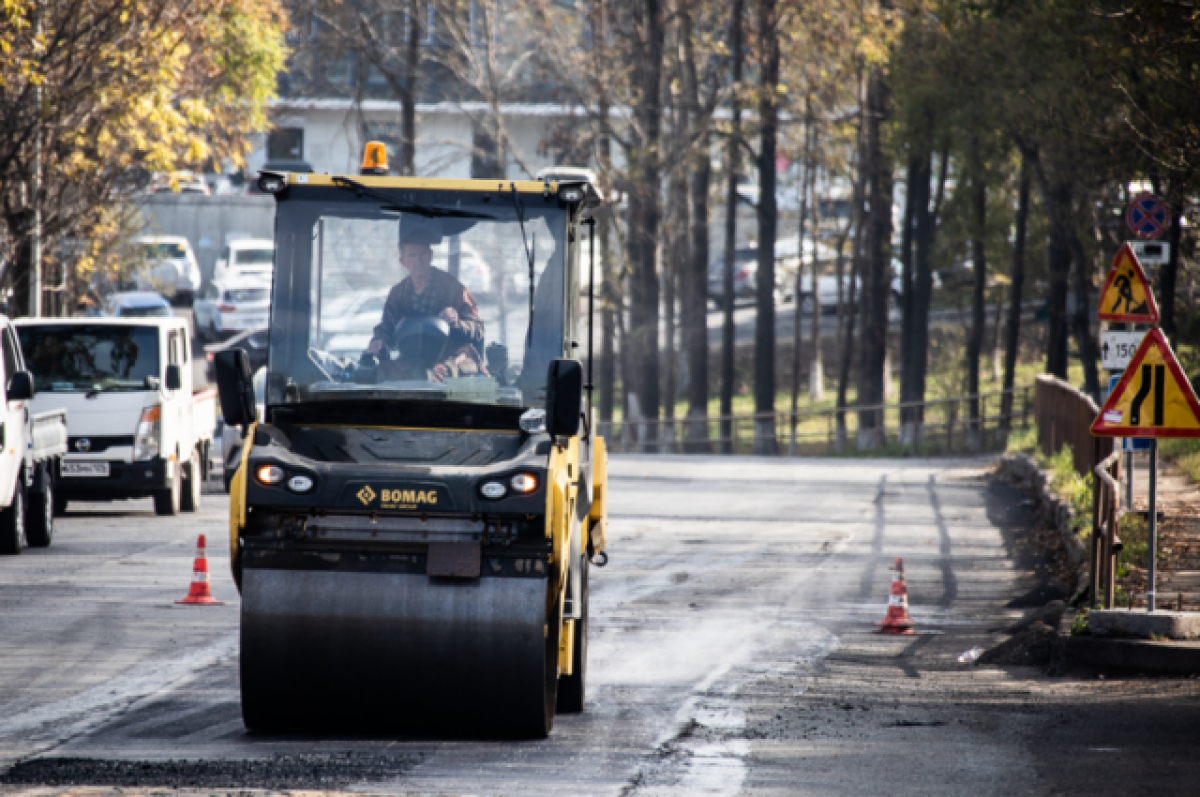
<box><xmin>392</xmin><ymin>315</ymin><xmax>451</xmax><ymax>371</ymax></box>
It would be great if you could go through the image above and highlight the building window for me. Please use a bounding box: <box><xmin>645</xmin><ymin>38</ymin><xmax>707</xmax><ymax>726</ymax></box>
<box><xmin>268</xmin><ymin>128</ymin><xmax>304</xmax><ymax>161</ymax></box>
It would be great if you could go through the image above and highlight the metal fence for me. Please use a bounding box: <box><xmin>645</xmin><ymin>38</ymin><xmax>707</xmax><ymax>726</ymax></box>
<box><xmin>596</xmin><ymin>385</ymin><xmax>1033</xmax><ymax>456</ymax></box>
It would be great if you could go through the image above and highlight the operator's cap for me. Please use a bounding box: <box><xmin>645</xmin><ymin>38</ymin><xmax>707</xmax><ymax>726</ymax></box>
<box><xmin>399</xmin><ymin>215</ymin><xmax>443</xmax><ymax>247</ymax></box>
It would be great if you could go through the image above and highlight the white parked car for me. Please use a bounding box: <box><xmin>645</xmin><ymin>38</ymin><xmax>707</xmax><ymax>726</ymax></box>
<box><xmin>194</xmin><ymin>276</ymin><xmax>272</xmax><ymax>341</ymax></box>
<box><xmin>129</xmin><ymin>235</ymin><xmax>202</xmax><ymax>305</ymax></box>
<box><xmin>0</xmin><ymin>315</ymin><xmax>68</xmax><ymax>554</ymax></box>
<box><xmin>16</xmin><ymin>317</ymin><xmax>215</xmax><ymax>516</ymax></box>
<box><xmin>213</xmin><ymin>239</ymin><xmax>274</xmax><ymax>284</ymax></box>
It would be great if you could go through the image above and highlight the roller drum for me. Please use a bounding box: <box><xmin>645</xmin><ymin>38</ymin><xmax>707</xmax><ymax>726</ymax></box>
<box><xmin>240</xmin><ymin>567</ymin><xmax>556</xmax><ymax>736</ymax></box>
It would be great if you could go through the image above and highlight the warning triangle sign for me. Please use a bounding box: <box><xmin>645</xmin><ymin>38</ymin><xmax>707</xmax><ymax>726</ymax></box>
<box><xmin>1097</xmin><ymin>243</ymin><xmax>1159</xmax><ymax>323</ymax></box>
<box><xmin>1092</xmin><ymin>329</ymin><xmax>1200</xmax><ymax>438</ymax></box>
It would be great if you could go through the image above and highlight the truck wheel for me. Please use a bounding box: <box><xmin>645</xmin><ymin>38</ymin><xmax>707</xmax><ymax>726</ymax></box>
<box><xmin>26</xmin><ymin>471</ymin><xmax>53</xmax><ymax>548</ymax></box>
<box><xmin>181</xmin><ymin>457</ymin><xmax>201</xmax><ymax>512</ymax></box>
<box><xmin>0</xmin><ymin>479</ymin><xmax>26</xmax><ymax>555</ymax></box>
<box><xmin>154</xmin><ymin>460</ymin><xmax>182</xmax><ymax>516</ymax></box>
<box><xmin>556</xmin><ymin>555</ymin><xmax>589</xmax><ymax>713</ymax></box>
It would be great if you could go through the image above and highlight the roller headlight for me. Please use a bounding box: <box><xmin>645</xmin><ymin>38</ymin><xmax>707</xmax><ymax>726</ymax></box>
<box><xmin>255</xmin><ymin>464</ymin><xmax>285</xmax><ymax>485</ymax></box>
<box><xmin>510</xmin><ymin>473</ymin><xmax>538</xmax><ymax>494</ymax></box>
<box><xmin>559</xmin><ymin>186</ymin><xmax>584</xmax><ymax>203</ymax></box>
<box><xmin>480</xmin><ymin>481</ymin><xmax>507</xmax><ymax>500</ymax></box>
<box><xmin>287</xmin><ymin>475</ymin><xmax>314</xmax><ymax>493</ymax></box>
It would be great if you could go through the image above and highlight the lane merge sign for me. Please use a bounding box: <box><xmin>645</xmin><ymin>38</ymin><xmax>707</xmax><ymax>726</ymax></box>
<box><xmin>1097</xmin><ymin>243</ymin><xmax>1159</xmax><ymax>324</ymax></box>
<box><xmin>1092</xmin><ymin>328</ymin><xmax>1200</xmax><ymax>438</ymax></box>
<box><xmin>1126</xmin><ymin>192</ymin><xmax>1171</xmax><ymax>239</ymax></box>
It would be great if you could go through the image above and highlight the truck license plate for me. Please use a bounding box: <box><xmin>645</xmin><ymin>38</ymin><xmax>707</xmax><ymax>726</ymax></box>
<box><xmin>62</xmin><ymin>462</ymin><xmax>110</xmax><ymax>477</ymax></box>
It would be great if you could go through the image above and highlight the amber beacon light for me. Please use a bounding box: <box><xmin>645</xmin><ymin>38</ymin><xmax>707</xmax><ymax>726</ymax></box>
<box><xmin>360</xmin><ymin>141</ymin><xmax>389</xmax><ymax>175</ymax></box>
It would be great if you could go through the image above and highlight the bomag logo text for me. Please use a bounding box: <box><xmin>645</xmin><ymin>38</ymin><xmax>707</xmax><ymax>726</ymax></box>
<box><xmin>382</xmin><ymin>489</ymin><xmax>438</xmax><ymax>505</ymax></box>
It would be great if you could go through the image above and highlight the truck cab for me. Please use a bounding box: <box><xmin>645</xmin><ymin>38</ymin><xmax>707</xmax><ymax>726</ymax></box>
<box><xmin>0</xmin><ymin>315</ymin><xmax>68</xmax><ymax>554</ymax></box>
<box><xmin>16</xmin><ymin>318</ymin><xmax>216</xmax><ymax>516</ymax></box>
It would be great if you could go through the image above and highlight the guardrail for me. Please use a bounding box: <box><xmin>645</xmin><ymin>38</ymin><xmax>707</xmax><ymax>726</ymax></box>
<box><xmin>1034</xmin><ymin>374</ymin><xmax>1111</xmax><ymax>478</ymax></box>
<box><xmin>597</xmin><ymin>385</ymin><xmax>1033</xmax><ymax>456</ymax></box>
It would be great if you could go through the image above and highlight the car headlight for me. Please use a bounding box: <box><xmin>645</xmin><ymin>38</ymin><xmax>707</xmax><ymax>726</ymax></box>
<box><xmin>132</xmin><ymin>406</ymin><xmax>161</xmax><ymax>461</ymax></box>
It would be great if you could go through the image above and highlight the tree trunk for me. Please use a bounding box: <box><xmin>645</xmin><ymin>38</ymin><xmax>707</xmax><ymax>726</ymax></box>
<box><xmin>1000</xmin><ymin>152</ymin><xmax>1030</xmax><ymax>433</ymax></box>
<box><xmin>898</xmin><ymin>152</ymin><xmax>919</xmax><ymax>433</ymax></box>
<box><xmin>856</xmin><ymin>66</ymin><xmax>893</xmax><ymax>449</ymax></box>
<box><xmin>1067</xmin><ymin>228</ymin><xmax>1101</xmax><ymax>399</ymax></box>
<box><xmin>681</xmin><ymin>11</ymin><xmax>710</xmax><ymax>451</ymax></box>
<box><xmin>1040</xmin><ymin>177</ymin><xmax>1072</xmax><ymax>380</ymax></box>
<box><xmin>808</xmin><ymin>164</ymin><xmax>824</xmax><ymax>402</ymax></box>
<box><xmin>966</xmin><ymin>150</ymin><xmax>987</xmax><ymax>451</ymax></box>
<box><xmin>790</xmin><ymin>98</ymin><xmax>813</xmax><ymax>453</ymax></box>
<box><xmin>685</xmin><ymin>137</ymin><xmax>712</xmax><ymax>450</ymax></box>
<box><xmin>626</xmin><ymin>0</ymin><xmax>665</xmax><ymax>448</ymax></box>
<box><xmin>400</xmin><ymin>0</ymin><xmax>420</xmax><ymax>176</ymax></box>
<box><xmin>753</xmin><ymin>0</ymin><xmax>780</xmax><ymax>455</ymax></box>
<box><xmin>719</xmin><ymin>0</ymin><xmax>744</xmax><ymax>454</ymax></box>
<box><xmin>911</xmin><ymin>139</ymin><xmax>948</xmax><ymax>419</ymax></box>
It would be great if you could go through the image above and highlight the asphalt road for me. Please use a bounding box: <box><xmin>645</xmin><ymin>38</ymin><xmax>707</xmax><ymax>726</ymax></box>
<box><xmin>1</xmin><ymin>456</ymin><xmax>1199</xmax><ymax>795</ymax></box>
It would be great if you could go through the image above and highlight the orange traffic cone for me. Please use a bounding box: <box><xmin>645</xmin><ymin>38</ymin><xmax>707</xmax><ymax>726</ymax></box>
<box><xmin>176</xmin><ymin>534</ymin><xmax>224</xmax><ymax>605</ymax></box>
<box><xmin>877</xmin><ymin>557</ymin><xmax>914</xmax><ymax>634</ymax></box>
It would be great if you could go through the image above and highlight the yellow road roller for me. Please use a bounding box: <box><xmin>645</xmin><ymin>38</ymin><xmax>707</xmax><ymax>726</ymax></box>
<box><xmin>214</xmin><ymin>144</ymin><xmax>608</xmax><ymax>737</ymax></box>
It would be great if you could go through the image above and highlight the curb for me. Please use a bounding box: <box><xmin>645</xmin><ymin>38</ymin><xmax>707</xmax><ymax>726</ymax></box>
<box><xmin>1063</xmin><ymin>635</ymin><xmax>1200</xmax><ymax>677</ymax></box>
<box><xmin>999</xmin><ymin>452</ymin><xmax>1089</xmax><ymax>594</ymax></box>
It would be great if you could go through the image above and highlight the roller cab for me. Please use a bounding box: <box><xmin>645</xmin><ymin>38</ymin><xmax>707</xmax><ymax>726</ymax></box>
<box><xmin>217</xmin><ymin>162</ymin><xmax>607</xmax><ymax>737</ymax></box>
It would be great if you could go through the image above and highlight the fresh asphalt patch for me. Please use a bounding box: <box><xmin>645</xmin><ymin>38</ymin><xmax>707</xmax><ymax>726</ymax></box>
<box><xmin>1</xmin><ymin>753</ymin><xmax>421</xmax><ymax>790</ymax></box>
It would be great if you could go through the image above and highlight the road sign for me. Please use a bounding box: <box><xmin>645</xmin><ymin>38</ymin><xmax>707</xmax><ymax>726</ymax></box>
<box><xmin>1131</xmin><ymin>240</ymin><xmax>1170</xmax><ymax>267</ymax></box>
<box><xmin>1106</xmin><ymin>376</ymin><xmax>1152</xmax><ymax>450</ymax></box>
<box><xmin>1126</xmin><ymin>193</ymin><xmax>1171</xmax><ymax>239</ymax></box>
<box><xmin>1097</xmin><ymin>243</ymin><xmax>1159</xmax><ymax>324</ymax></box>
<box><xmin>1101</xmin><ymin>329</ymin><xmax>1146</xmax><ymax>370</ymax></box>
<box><xmin>1092</xmin><ymin>328</ymin><xmax>1200</xmax><ymax>438</ymax></box>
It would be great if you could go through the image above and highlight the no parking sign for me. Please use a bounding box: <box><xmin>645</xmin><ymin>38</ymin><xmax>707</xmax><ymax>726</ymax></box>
<box><xmin>1126</xmin><ymin>193</ymin><xmax>1171</xmax><ymax>240</ymax></box>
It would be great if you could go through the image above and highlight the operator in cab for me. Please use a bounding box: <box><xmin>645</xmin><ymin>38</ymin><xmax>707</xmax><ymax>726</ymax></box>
<box><xmin>366</xmin><ymin>217</ymin><xmax>488</xmax><ymax>381</ymax></box>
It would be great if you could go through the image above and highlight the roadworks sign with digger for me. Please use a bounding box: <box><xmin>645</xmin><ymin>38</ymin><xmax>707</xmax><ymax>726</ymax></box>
<box><xmin>1097</xmin><ymin>243</ymin><xmax>1160</xmax><ymax>324</ymax></box>
<box><xmin>1092</xmin><ymin>328</ymin><xmax>1200</xmax><ymax>438</ymax></box>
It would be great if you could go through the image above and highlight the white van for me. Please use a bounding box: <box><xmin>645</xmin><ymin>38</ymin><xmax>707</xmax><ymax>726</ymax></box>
<box><xmin>16</xmin><ymin>318</ymin><xmax>216</xmax><ymax>516</ymax></box>
<box><xmin>213</xmin><ymin>239</ymin><xmax>274</xmax><ymax>284</ymax></box>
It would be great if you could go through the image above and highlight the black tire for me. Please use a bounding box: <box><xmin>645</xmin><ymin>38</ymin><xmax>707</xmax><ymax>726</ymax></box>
<box><xmin>556</xmin><ymin>555</ymin><xmax>589</xmax><ymax>713</ymax></box>
<box><xmin>26</xmin><ymin>469</ymin><xmax>53</xmax><ymax>548</ymax></box>
<box><xmin>0</xmin><ymin>478</ymin><xmax>26</xmax><ymax>555</ymax></box>
<box><xmin>181</xmin><ymin>456</ymin><xmax>201</xmax><ymax>512</ymax></box>
<box><xmin>154</xmin><ymin>459</ymin><xmax>182</xmax><ymax>516</ymax></box>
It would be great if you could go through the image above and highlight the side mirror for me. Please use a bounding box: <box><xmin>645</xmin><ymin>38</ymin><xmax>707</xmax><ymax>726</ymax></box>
<box><xmin>214</xmin><ymin>349</ymin><xmax>257</xmax><ymax>427</ymax></box>
<box><xmin>545</xmin><ymin>358</ymin><xmax>582</xmax><ymax>437</ymax></box>
<box><xmin>165</xmin><ymin>364</ymin><xmax>183</xmax><ymax>391</ymax></box>
<box><xmin>8</xmin><ymin>371</ymin><xmax>34</xmax><ymax>401</ymax></box>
